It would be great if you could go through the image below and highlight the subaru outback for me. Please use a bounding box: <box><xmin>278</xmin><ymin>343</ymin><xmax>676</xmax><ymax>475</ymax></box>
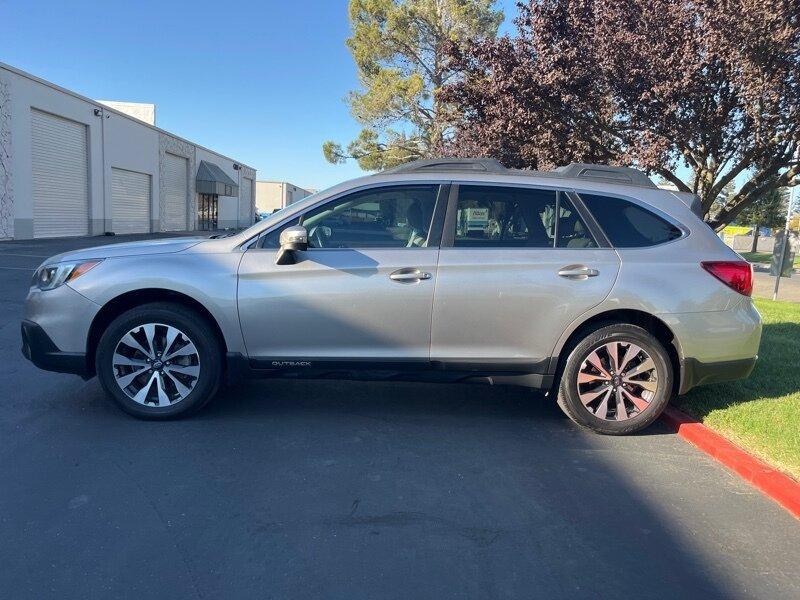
<box><xmin>22</xmin><ymin>159</ymin><xmax>761</xmax><ymax>434</ymax></box>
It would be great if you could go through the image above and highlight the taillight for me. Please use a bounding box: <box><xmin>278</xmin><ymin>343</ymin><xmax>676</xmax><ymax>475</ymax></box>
<box><xmin>701</xmin><ymin>261</ymin><xmax>753</xmax><ymax>296</ymax></box>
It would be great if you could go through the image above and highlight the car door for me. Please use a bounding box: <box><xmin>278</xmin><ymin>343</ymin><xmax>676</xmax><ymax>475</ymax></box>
<box><xmin>430</xmin><ymin>183</ymin><xmax>620</xmax><ymax>371</ymax></box>
<box><xmin>237</xmin><ymin>183</ymin><xmax>447</xmax><ymax>364</ymax></box>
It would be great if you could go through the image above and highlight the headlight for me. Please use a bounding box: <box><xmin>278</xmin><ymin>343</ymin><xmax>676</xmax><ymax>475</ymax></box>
<box><xmin>32</xmin><ymin>260</ymin><xmax>103</xmax><ymax>291</ymax></box>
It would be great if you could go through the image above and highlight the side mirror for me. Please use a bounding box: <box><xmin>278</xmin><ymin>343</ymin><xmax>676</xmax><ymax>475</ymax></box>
<box><xmin>275</xmin><ymin>225</ymin><xmax>308</xmax><ymax>265</ymax></box>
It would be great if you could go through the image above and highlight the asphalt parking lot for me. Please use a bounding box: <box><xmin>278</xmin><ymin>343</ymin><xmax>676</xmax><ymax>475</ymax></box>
<box><xmin>1</xmin><ymin>235</ymin><xmax>798</xmax><ymax>600</ymax></box>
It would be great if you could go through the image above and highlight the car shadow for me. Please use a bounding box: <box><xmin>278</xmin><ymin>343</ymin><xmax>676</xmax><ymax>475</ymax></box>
<box><xmin>205</xmin><ymin>379</ymin><xmax>564</xmax><ymax>423</ymax></box>
<box><xmin>207</xmin><ymin>376</ymin><xmax>677</xmax><ymax>437</ymax></box>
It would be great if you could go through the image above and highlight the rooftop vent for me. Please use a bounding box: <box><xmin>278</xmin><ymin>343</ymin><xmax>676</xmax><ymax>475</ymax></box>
<box><xmin>553</xmin><ymin>163</ymin><xmax>656</xmax><ymax>188</ymax></box>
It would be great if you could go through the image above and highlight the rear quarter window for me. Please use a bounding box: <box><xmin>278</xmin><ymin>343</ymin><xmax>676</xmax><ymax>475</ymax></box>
<box><xmin>579</xmin><ymin>194</ymin><xmax>683</xmax><ymax>248</ymax></box>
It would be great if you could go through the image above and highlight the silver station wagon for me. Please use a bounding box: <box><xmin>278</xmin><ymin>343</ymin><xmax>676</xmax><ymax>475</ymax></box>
<box><xmin>22</xmin><ymin>159</ymin><xmax>761</xmax><ymax>434</ymax></box>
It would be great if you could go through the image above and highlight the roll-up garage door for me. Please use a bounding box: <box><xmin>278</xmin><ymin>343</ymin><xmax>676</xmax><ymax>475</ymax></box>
<box><xmin>240</xmin><ymin>177</ymin><xmax>253</xmax><ymax>225</ymax></box>
<box><xmin>31</xmin><ymin>109</ymin><xmax>89</xmax><ymax>238</ymax></box>
<box><xmin>112</xmin><ymin>168</ymin><xmax>150</xmax><ymax>234</ymax></box>
<box><xmin>163</xmin><ymin>153</ymin><xmax>188</xmax><ymax>231</ymax></box>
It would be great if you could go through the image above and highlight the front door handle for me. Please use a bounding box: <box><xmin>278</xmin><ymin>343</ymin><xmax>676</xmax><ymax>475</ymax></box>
<box><xmin>558</xmin><ymin>265</ymin><xmax>599</xmax><ymax>279</ymax></box>
<box><xmin>389</xmin><ymin>268</ymin><xmax>432</xmax><ymax>283</ymax></box>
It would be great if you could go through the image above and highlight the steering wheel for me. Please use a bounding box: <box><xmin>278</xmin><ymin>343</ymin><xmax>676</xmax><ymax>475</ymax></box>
<box><xmin>310</xmin><ymin>225</ymin><xmax>330</xmax><ymax>248</ymax></box>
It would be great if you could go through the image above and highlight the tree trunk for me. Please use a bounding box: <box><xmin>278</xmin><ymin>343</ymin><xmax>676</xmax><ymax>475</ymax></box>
<box><xmin>750</xmin><ymin>226</ymin><xmax>760</xmax><ymax>253</ymax></box>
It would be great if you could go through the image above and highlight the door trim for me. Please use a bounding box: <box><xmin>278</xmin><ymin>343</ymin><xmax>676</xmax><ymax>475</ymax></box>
<box><xmin>228</xmin><ymin>353</ymin><xmax>554</xmax><ymax>389</ymax></box>
<box><xmin>440</xmin><ymin>183</ymin><xmax>460</xmax><ymax>247</ymax></box>
<box><xmin>425</xmin><ymin>183</ymin><xmax>450</xmax><ymax>247</ymax></box>
<box><xmin>247</xmin><ymin>356</ymin><xmax>549</xmax><ymax>373</ymax></box>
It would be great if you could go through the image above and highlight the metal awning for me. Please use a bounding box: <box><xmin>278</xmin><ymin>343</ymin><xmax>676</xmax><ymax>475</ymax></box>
<box><xmin>196</xmin><ymin>160</ymin><xmax>239</xmax><ymax>196</ymax></box>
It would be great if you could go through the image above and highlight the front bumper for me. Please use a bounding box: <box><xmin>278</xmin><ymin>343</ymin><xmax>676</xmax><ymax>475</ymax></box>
<box><xmin>22</xmin><ymin>281</ymin><xmax>100</xmax><ymax>378</ymax></box>
<box><xmin>21</xmin><ymin>320</ymin><xmax>91</xmax><ymax>378</ymax></box>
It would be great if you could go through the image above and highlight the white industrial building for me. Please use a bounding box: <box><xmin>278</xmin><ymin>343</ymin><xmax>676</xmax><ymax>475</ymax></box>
<box><xmin>0</xmin><ymin>62</ymin><xmax>256</xmax><ymax>240</ymax></box>
<box><xmin>256</xmin><ymin>181</ymin><xmax>314</xmax><ymax>213</ymax></box>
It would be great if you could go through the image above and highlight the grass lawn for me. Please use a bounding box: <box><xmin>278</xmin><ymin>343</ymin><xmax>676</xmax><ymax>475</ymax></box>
<box><xmin>740</xmin><ymin>251</ymin><xmax>800</xmax><ymax>268</ymax></box>
<box><xmin>676</xmin><ymin>299</ymin><xmax>800</xmax><ymax>480</ymax></box>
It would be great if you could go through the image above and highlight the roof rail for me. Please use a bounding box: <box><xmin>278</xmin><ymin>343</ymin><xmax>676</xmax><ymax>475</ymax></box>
<box><xmin>552</xmin><ymin>163</ymin><xmax>656</xmax><ymax>188</ymax></box>
<box><xmin>383</xmin><ymin>158</ymin><xmax>507</xmax><ymax>174</ymax></box>
<box><xmin>382</xmin><ymin>158</ymin><xmax>656</xmax><ymax>189</ymax></box>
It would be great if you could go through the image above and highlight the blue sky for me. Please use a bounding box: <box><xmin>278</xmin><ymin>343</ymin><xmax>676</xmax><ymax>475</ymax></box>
<box><xmin>0</xmin><ymin>0</ymin><xmax>520</xmax><ymax>190</ymax></box>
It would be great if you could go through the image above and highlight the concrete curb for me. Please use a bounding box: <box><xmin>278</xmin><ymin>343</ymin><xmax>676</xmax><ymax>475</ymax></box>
<box><xmin>661</xmin><ymin>407</ymin><xmax>800</xmax><ymax>520</ymax></box>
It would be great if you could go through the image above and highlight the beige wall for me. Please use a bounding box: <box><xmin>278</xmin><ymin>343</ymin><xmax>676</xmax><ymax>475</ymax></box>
<box><xmin>256</xmin><ymin>181</ymin><xmax>313</xmax><ymax>213</ymax></box>
<box><xmin>256</xmin><ymin>181</ymin><xmax>285</xmax><ymax>213</ymax></box>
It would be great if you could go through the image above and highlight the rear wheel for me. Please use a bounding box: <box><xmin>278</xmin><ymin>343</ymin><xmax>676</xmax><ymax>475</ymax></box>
<box><xmin>96</xmin><ymin>302</ymin><xmax>222</xmax><ymax>419</ymax></box>
<box><xmin>556</xmin><ymin>324</ymin><xmax>673</xmax><ymax>435</ymax></box>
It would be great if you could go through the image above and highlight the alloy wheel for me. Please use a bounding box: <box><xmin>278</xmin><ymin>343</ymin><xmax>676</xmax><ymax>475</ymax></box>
<box><xmin>576</xmin><ymin>341</ymin><xmax>658</xmax><ymax>421</ymax></box>
<box><xmin>112</xmin><ymin>323</ymin><xmax>201</xmax><ymax>407</ymax></box>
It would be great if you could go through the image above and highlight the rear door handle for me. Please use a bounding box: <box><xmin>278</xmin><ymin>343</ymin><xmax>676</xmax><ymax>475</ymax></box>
<box><xmin>558</xmin><ymin>265</ymin><xmax>599</xmax><ymax>279</ymax></box>
<box><xmin>390</xmin><ymin>268</ymin><xmax>432</xmax><ymax>283</ymax></box>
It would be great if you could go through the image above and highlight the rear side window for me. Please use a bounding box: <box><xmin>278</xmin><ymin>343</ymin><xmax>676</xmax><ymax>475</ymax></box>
<box><xmin>579</xmin><ymin>194</ymin><xmax>683</xmax><ymax>247</ymax></box>
<box><xmin>556</xmin><ymin>194</ymin><xmax>597</xmax><ymax>248</ymax></box>
<box><xmin>451</xmin><ymin>186</ymin><xmax>596</xmax><ymax>248</ymax></box>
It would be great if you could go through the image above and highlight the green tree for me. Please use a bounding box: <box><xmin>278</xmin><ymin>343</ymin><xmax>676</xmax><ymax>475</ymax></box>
<box><xmin>323</xmin><ymin>0</ymin><xmax>502</xmax><ymax>171</ymax></box>
<box><xmin>737</xmin><ymin>186</ymin><xmax>789</xmax><ymax>252</ymax></box>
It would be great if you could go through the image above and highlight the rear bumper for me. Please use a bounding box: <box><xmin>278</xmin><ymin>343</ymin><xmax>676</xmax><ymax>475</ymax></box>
<box><xmin>679</xmin><ymin>356</ymin><xmax>757</xmax><ymax>394</ymax></box>
<box><xmin>663</xmin><ymin>299</ymin><xmax>762</xmax><ymax>394</ymax></box>
<box><xmin>21</xmin><ymin>320</ymin><xmax>90</xmax><ymax>378</ymax></box>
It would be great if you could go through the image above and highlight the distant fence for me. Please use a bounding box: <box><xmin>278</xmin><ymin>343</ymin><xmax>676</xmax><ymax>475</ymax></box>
<box><xmin>723</xmin><ymin>234</ymin><xmax>800</xmax><ymax>254</ymax></box>
<box><xmin>725</xmin><ymin>235</ymin><xmax>776</xmax><ymax>253</ymax></box>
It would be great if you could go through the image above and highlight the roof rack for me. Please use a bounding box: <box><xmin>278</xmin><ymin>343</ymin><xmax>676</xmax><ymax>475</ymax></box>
<box><xmin>382</xmin><ymin>158</ymin><xmax>656</xmax><ymax>189</ymax></box>
<box><xmin>383</xmin><ymin>158</ymin><xmax>507</xmax><ymax>174</ymax></box>
<box><xmin>550</xmin><ymin>163</ymin><xmax>656</xmax><ymax>188</ymax></box>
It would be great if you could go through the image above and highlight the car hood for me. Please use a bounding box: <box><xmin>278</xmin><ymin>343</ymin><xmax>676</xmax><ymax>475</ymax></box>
<box><xmin>44</xmin><ymin>237</ymin><xmax>208</xmax><ymax>264</ymax></box>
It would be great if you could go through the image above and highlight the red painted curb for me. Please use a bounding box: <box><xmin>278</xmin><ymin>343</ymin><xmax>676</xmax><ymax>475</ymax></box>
<box><xmin>661</xmin><ymin>407</ymin><xmax>800</xmax><ymax>520</ymax></box>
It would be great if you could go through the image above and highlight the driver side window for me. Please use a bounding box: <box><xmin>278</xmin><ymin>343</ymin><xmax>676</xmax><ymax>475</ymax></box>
<box><xmin>261</xmin><ymin>185</ymin><xmax>440</xmax><ymax>249</ymax></box>
<box><xmin>259</xmin><ymin>217</ymin><xmax>299</xmax><ymax>249</ymax></box>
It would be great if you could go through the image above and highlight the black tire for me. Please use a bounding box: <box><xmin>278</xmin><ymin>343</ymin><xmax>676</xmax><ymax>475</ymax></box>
<box><xmin>556</xmin><ymin>323</ymin><xmax>673</xmax><ymax>435</ymax></box>
<box><xmin>95</xmin><ymin>302</ymin><xmax>222</xmax><ymax>419</ymax></box>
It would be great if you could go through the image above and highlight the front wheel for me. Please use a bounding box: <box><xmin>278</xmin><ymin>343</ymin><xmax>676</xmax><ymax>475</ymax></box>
<box><xmin>96</xmin><ymin>302</ymin><xmax>222</xmax><ymax>419</ymax></box>
<box><xmin>556</xmin><ymin>324</ymin><xmax>673</xmax><ymax>435</ymax></box>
